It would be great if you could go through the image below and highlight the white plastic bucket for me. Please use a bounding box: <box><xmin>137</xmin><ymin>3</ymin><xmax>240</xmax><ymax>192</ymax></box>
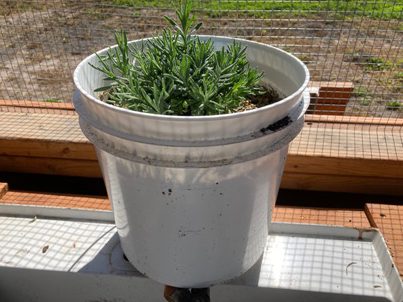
<box><xmin>73</xmin><ymin>36</ymin><xmax>310</xmax><ymax>287</ymax></box>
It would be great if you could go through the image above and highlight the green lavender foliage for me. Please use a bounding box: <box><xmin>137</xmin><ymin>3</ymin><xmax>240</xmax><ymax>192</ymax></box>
<box><xmin>90</xmin><ymin>0</ymin><xmax>264</xmax><ymax>115</ymax></box>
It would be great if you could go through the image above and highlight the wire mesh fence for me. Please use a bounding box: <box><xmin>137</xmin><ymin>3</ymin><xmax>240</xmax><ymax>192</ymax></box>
<box><xmin>0</xmin><ymin>0</ymin><xmax>401</xmax><ymax>118</ymax></box>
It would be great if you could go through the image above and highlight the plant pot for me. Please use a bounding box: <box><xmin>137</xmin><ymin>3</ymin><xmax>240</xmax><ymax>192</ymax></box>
<box><xmin>73</xmin><ymin>36</ymin><xmax>309</xmax><ymax>288</ymax></box>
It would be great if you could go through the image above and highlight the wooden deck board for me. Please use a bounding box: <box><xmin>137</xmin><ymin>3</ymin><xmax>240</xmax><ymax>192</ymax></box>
<box><xmin>0</xmin><ymin>139</ymin><xmax>96</xmax><ymax>160</ymax></box>
<box><xmin>1</xmin><ymin>111</ymin><xmax>403</xmax><ymax>194</ymax></box>
<box><xmin>0</xmin><ymin>190</ymin><xmax>110</xmax><ymax>210</ymax></box>
<box><xmin>0</xmin><ymin>183</ymin><xmax>8</xmax><ymax>199</ymax></box>
<box><xmin>273</xmin><ymin>206</ymin><xmax>371</xmax><ymax>228</ymax></box>
<box><xmin>281</xmin><ymin>173</ymin><xmax>403</xmax><ymax>195</ymax></box>
<box><xmin>0</xmin><ymin>156</ymin><xmax>101</xmax><ymax>178</ymax></box>
<box><xmin>1</xmin><ymin>111</ymin><xmax>402</xmax><ymax>160</ymax></box>
<box><xmin>365</xmin><ymin>203</ymin><xmax>403</xmax><ymax>277</ymax></box>
<box><xmin>0</xmin><ymin>112</ymin><xmax>86</xmax><ymax>142</ymax></box>
<box><xmin>289</xmin><ymin>122</ymin><xmax>403</xmax><ymax>161</ymax></box>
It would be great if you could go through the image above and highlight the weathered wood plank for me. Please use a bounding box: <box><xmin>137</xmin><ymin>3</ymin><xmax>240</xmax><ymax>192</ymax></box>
<box><xmin>305</xmin><ymin>114</ymin><xmax>403</xmax><ymax>126</ymax></box>
<box><xmin>1</xmin><ymin>111</ymin><xmax>402</xmax><ymax>194</ymax></box>
<box><xmin>0</xmin><ymin>191</ymin><xmax>110</xmax><ymax>210</ymax></box>
<box><xmin>365</xmin><ymin>203</ymin><xmax>403</xmax><ymax>277</ymax></box>
<box><xmin>289</xmin><ymin>122</ymin><xmax>403</xmax><ymax>161</ymax></box>
<box><xmin>1</xmin><ymin>112</ymin><xmax>402</xmax><ymax>161</ymax></box>
<box><xmin>0</xmin><ymin>156</ymin><xmax>101</xmax><ymax>178</ymax></box>
<box><xmin>285</xmin><ymin>156</ymin><xmax>403</xmax><ymax>179</ymax></box>
<box><xmin>0</xmin><ymin>112</ymin><xmax>86</xmax><ymax>142</ymax></box>
<box><xmin>0</xmin><ymin>183</ymin><xmax>8</xmax><ymax>199</ymax></box>
<box><xmin>2</xmin><ymin>155</ymin><xmax>402</xmax><ymax>195</ymax></box>
<box><xmin>273</xmin><ymin>206</ymin><xmax>371</xmax><ymax>228</ymax></box>
<box><xmin>0</xmin><ymin>139</ymin><xmax>96</xmax><ymax>160</ymax></box>
<box><xmin>281</xmin><ymin>173</ymin><xmax>403</xmax><ymax>195</ymax></box>
<box><xmin>0</xmin><ymin>100</ymin><xmax>74</xmax><ymax>110</ymax></box>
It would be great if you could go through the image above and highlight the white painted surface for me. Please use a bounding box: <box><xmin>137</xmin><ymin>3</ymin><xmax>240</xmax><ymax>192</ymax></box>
<box><xmin>0</xmin><ymin>216</ymin><xmax>116</xmax><ymax>272</ymax></box>
<box><xmin>0</xmin><ymin>214</ymin><xmax>401</xmax><ymax>301</ymax></box>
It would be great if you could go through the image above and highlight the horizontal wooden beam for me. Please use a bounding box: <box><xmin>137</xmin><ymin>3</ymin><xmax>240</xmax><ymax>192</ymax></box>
<box><xmin>281</xmin><ymin>171</ymin><xmax>403</xmax><ymax>195</ymax></box>
<box><xmin>0</xmin><ymin>139</ymin><xmax>96</xmax><ymax>160</ymax></box>
<box><xmin>285</xmin><ymin>155</ymin><xmax>403</xmax><ymax>179</ymax></box>
<box><xmin>0</xmin><ymin>110</ymin><xmax>402</xmax><ymax>195</ymax></box>
<box><xmin>0</xmin><ymin>100</ymin><xmax>74</xmax><ymax>110</ymax></box>
<box><xmin>305</xmin><ymin>114</ymin><xmax>403</xmax><ymax>126</ymax></box>
<box><xmin>1</xmin><ymin>153</ymin><xmax>402</xmax><ymax>195</ymax></box>
<box><xmin>2</xmin><ymin>99</ymin><xmax>403</xmax><ymax>126</ymax></box>
<box><xmin>0</xmin><ymin>156</ymin><xmax>101</xmax><ymax>178</ymax></box>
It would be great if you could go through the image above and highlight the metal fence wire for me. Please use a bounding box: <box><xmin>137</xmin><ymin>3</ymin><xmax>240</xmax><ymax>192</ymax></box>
<box><xmin>0</xmin><ymin>0</ymin><xmax>401</xmax><ymax>119</ymax></box>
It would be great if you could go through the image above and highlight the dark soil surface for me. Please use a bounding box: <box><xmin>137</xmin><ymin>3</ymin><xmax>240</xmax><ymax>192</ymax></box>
<box><xmin>248</xmin><ymin>85</ymin><xmax>281</xmax><ymax>109</ymax></box>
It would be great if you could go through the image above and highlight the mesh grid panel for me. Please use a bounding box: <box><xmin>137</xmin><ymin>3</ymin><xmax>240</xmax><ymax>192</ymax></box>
<box><xmin>0</xmin><ymin>1</ymin><xmax>402</xmax><ymax>145</ymax></box>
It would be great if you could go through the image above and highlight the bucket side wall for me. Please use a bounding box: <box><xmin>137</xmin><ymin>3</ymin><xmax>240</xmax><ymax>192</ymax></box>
<box><xmin>96</xmin><ymin>147</ymin><xmax>288</xmax><ymax>287</ymax></box>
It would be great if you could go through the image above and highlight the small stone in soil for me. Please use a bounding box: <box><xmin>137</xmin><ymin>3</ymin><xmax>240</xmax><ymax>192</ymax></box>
<box><xmin>235</xmin><ymin>85</ymin><xmax>281</xmax><ymax>112</ymax></box>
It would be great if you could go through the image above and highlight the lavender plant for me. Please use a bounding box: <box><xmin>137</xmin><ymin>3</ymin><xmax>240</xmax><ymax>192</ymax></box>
<box><xmin>91</xmin><ymin>0</ymin><xmax>265</xmax><ymax>116</ymax></box>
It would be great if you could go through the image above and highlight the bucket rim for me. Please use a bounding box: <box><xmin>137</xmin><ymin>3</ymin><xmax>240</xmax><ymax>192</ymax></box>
<box><xmin>73</xmin><ymin>35</ymin><xmax>310</xmax><ymax>121</ymax></box>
